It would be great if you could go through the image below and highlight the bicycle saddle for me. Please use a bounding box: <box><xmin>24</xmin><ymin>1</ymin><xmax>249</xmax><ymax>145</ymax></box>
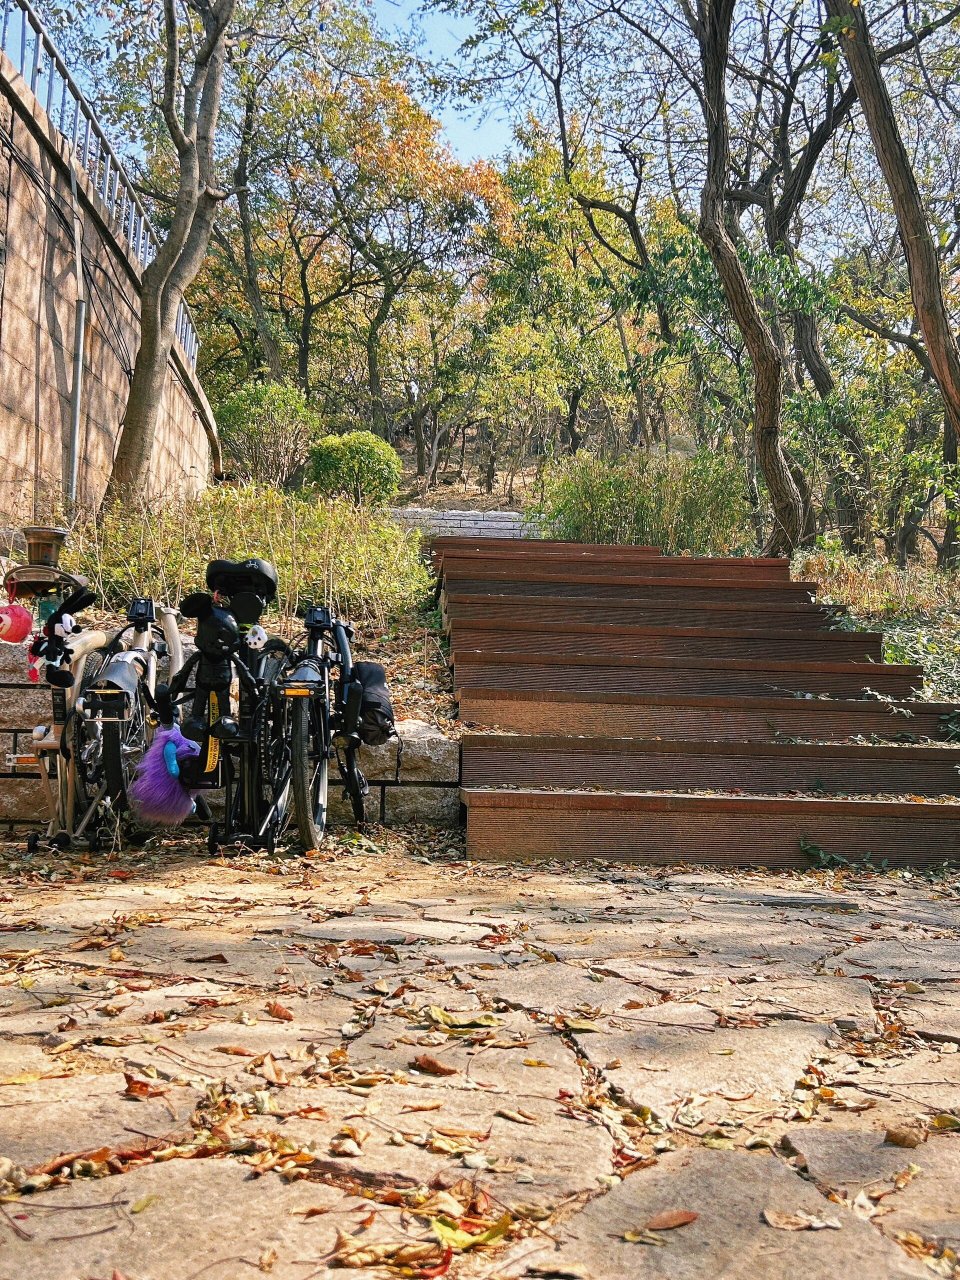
<box><xmin>205</xmin><ymin>558</ymin><xmax>278</xmax><ymax>603</ymax></box>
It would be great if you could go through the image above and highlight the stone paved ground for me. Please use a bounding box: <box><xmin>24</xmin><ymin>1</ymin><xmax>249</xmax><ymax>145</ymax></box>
<box><xmin>0</xmin><ymin>828</ymin><xmax>959</xmax><ymax>1280</ymax></box>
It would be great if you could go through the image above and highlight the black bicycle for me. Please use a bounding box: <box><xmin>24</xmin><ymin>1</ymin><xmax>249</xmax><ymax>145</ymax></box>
<box><xmin>280</xmin><ymin>603</ymin><xmax>370</xmax><ymax>849</ymax></box>
<box><xmin>155</xmin><ymin>558</ymin><xmax>293</xmax><ymax>854</ymax></box>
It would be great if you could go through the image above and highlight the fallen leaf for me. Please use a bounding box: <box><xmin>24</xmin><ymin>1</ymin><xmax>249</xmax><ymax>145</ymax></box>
<box><xmin>623</xmin><ymin>1228</ymin><xmax>668</xmax><ymax>1246</ymax></box>
<box><xmin>431</xmin><ymin>1211</ymin><xmax>512</xmax><ymax>1251</ymax></box>
<box><xmin>131</xmin><ymin>1195</ymin><xmax>158</xmax><ymax>1214</ymax></box>
<box><xmin>214</xmin><ymin>1045</ymin><xmax>255</xmax><ymax>1057</ymax></box>
<box><xmin>885</xmin><ymin>1126</ymin><xmax>923</xmax><ymax>1149</ymax></box>
<box><xmin>123</xmin><ymin>1074</ymin><xmax>166</xmax><ymax>1100</ymax></box>
<box><xmin>931</xmin><ymin>1113</ymin><xmax>960</xmax><ymax>1131</ymax></box>
<box><xmin>424</xmin><ymin>1006</ymin><xmax>501</xmax><ymax>1030</ymax></box>
<box><xmin>563</xmin><ymin>1017</ymin><xmax>602</xmax><ymax>1033</ymax></box>
<box><xmin>258</xmin><ymin>1247</ymin><xmax>278</xmax><ymax>1272</ymax></box>
<box><xmin>413</xmin><ymin>1054</ymin><xmax>458</xmax><ymax>1077</ymax></box>
<box><xmin>265</xmin><ymin>1001</ymin><xmax>294</xmax><ymax>1022</ymax></box>
<box><xmin>400</xmin><ymin>1100</ymin><xmax>446</xmax><ymax>1114</ymax></box>
<box><xmin>645</xmin><ymin>1209</ymin><xmax>699</xmax><ymax>1231</ymax></box>
<box><xmin>331</xmin><ymin>1230</ymin><xmax>442</xmax><ymax>1270</ymax></box>
<box><xmin>522</xmin><ymin>1058</ymin><xmax>552</xmax><ymax>1068</ymax></box>
<box><xmin>496</xmin><ymin>1107</ymin><xmax>537</xmax><ymax>1126</ymax></box>
<box><xmin>763</xmin><ymin>1208</ymin><xmax>842</xmax><ymax>1231</ymax></box>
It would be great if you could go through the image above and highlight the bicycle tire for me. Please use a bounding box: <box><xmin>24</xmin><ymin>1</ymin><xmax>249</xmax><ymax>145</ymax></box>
<box><xmin>101</xmin><ymin>684</ymin><xmax>150</xmax><ymax>812</ymax></box>
<box><xmin>255</xmin><ymin>654</ymin><xmax>293</xmax><ymax>851</ymax></box>
<box><xmin>291</xmin><ymin>697</ymin><xmax>329</xmax><ymax>850</ymax></box>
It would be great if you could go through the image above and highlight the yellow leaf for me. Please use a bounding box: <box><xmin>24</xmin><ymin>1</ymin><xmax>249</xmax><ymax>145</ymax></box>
<box><xmin>431</xmin><ymin>1211</ymin><xmax>512</xmax><ymax>1251</ymax></box>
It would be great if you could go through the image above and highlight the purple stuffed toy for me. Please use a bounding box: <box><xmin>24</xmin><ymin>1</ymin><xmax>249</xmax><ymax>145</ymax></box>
<box><xmin>129</xmin><ymin>724</ymin><xmax>201</xmax><ymax>825</ymax></box>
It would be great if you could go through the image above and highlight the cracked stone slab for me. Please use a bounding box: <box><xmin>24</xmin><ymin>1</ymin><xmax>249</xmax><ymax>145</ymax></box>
<box><xmin>573</xmin><ymin>1006</ymin><xmax>831</xmax><ymax>1117</ymax></box>
<box><xmin>493</xmin><ymin>1148</ymin><xmax>925</xmax><ymax>1279</ymax></box>
<box><xmin>0</xmin><ymin>1073</ymin><xmax>200</xmax><ymax>1169</ymax></box>
<box><xmin>786</xmin><ymin>1127</ymin><xmax>960</xmax><ymax>1241</ymax></box>
<box><xmin>838</xmin><ymin>940</ymin><xmax>960</xmax><ymax>983</ymax></box>
<box><xmin>489</xmin><ymin>961</ymin><xmax>654</xmax><ymax>1016</ymax></box>
<box><xmin>348</xmin><ymin>1009</ymin><xmax>584</xmax><ymax>1096</ymax></box>
<box><xmin>0</xmin><ymin>1157</ymin><xmax>410</xmax><ymax>1280</ymax></box>
<box><xmin>899</xmin><ymin>993</ymin><xmax>960</xmax><ymax>1044</ymax></box>
<box><xmin>242</xmin><ymin>1084</ymin><xmax>614</xmax><ymax>1211</ymax></box>
<box><xmin>703</xmin><ymin>975</ymin><xmax>878</xmax><ymax>1026</ymax></box>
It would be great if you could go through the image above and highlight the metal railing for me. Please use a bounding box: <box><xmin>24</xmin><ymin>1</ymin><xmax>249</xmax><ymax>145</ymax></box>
<box><xmin>0</xmin><ymin>0</ymin><xmax>199</xmax><ymax>367</ymax></box>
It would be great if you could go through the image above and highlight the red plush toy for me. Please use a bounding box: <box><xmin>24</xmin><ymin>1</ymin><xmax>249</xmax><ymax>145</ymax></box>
<box><xmin>0</xmin><ymin>603</ymin><xmax>33</xmax><ymax>644</ymax></box>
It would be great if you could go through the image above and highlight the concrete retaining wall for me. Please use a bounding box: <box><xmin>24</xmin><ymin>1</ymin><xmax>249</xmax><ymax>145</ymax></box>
<box><xmin>0</xmin><ymin>48</ymin><xmax>215</xmax><ymax>523</ymax></box>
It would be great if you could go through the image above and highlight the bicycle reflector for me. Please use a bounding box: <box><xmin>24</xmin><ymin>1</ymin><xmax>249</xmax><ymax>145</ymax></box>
<box><xmin>281</xmin><ymin>661</ymin><xmax>322</xmax><ymax>697</ymax></box>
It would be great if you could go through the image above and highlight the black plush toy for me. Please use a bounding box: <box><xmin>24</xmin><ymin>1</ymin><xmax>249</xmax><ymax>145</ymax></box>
<box><xmin>28</xmin><ymin>586</ymin><xmax>96</xmax><ymax>688</ymax></box>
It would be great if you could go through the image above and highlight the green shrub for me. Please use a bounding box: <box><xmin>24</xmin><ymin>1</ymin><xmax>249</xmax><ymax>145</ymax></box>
<box><xmin>64</xmin><ymin>486</ymin><xmax>430</xmax><ymax>626</ymax></box>
<box><xmin>310</xmin><ymin>431</ymin><xmax>402</xmax><ymax>506</ymax></box>
<box><xmin>531</xmin><ymin>449</ymin><xmax>751</xmax><ymax>554</ymax></box>
<box><xmin>216</xmin><ymin>382</ymin><xmax>325</xmax><ymax>489</ymax></box>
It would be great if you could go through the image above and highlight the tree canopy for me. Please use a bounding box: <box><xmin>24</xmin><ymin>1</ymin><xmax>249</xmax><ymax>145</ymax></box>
<box><xmin>43</xmin><ymin>0</ymin><xmax>960</xmax><ymax>560</ymax></box>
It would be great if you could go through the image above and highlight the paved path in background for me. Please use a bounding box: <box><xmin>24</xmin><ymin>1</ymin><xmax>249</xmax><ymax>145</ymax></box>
<box><xmin>0</xmin><ymin>831</ymin><xmax>958</xmax><ymax>1279</ymax></box>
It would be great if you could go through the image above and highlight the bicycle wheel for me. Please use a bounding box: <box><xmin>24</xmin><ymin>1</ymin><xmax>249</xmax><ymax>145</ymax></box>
<box><xmin>255</xmin><ymin>655</ymin><xmax>293</xmax><ymax>851</ymax></box>
<box><xmin>101</xmin><ymin>662</ymin><xmax>152</xmax><ymax>813</ymax></box>
<box><xmin>291</xmin><ymin>695</ymin><xmax>329</xmax><ymax>850</ymax></box>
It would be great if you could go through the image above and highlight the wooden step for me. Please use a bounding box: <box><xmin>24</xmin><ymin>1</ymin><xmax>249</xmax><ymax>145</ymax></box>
<box><xmin>438</xmin><ymin>554</ymin><xmax>794</xmax><ymax>585</ymax></box>
<box><xmin>445</xmin><ymin>594</ymin><xmax>844</xmax><ymax>632</ymax></box>
<box><xmin>462</xmin><ymin>788</ymin><xmax>960</xmax><ymax>868</ymax></box>
<box><xmin>453</xmin><ymin>651</ymin><xmax>922</xmax><ymax>700</ymax></box>
<box><xmin>444</xmin><ymin>577</ymin><xmax>817</xmax><ymax>605</ymax></box>
<box><xmin>461</xmin><ymin>734</ymin><xmax>960</xmax><ymax>797</ymax></box>
<box><xmin>457</xmin><ymin>688</ymin><xmax>955</xmax><ymax>743</ymax></box>
<box><xmin>431</xmin><ymin>537</ymin><xmax>663</xmax><ymax>563</ymax></box>
<box><xmin>448</xmin><ymin>619</ymin><xmax>883</xmax><ymax>663</ymax></box>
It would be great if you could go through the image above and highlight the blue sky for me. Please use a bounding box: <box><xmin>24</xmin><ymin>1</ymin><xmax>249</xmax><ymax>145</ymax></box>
<box><xmin>371</xmin><ymin>0</ymin><xmax>513</xmax><ymax>160</ymax></box>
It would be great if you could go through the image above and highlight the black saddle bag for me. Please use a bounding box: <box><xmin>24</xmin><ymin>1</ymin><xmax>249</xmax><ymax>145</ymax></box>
<box><xmin>352</xmin><ymin>661</ymin><xmax>395</xmax><ymax>746</ymax></box>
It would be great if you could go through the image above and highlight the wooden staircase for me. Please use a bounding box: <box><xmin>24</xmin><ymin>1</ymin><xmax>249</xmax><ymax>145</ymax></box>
<box><xmin>435</xmin><ymin>538</ymin><xmax>960</xmax><ymax>868</ymax></box>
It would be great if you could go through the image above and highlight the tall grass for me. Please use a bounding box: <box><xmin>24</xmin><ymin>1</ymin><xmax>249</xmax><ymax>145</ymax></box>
<box><xmin>63</xmin><ymin>486</ymin><xmax>431</xmax><ymax>626</ymax></box>
<box><xmin>795</xmin><ymin>544</ymin><xmax>960</xmax><ymax>702</ymax></box>
<box><xmin>530</xmin><ymin>450</ymin><xmax>752</xmax><ymax>554</ymax></box>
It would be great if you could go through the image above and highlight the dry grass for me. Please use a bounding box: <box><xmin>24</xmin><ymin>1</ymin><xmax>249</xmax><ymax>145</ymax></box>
<box><xmin>795</xmin><ymin>548</ymin><xmax>960</xmax><ymax>702</ymax></box>
<box><xmin>794</xmin><ymin>548</ymin><xmax>960</xmax><ymax>619</ymax></box>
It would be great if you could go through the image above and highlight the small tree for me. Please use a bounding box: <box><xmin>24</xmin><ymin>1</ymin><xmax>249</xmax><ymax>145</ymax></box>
<box><xmin>310</xmin><ymin>431</ymin><xmax>402</xmax><ymax>505</ymax></box>
<box><xmin>105</xmin><ymin>0</ymin><xmax>238</xmax><ymax>500</ymax></box>
<box><xmin>217</xmin><ymin>382</ymin><xmax>324</xmax><ymax>488</ymax></box>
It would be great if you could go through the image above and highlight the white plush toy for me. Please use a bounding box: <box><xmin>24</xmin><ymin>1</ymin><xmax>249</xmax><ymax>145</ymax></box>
<box><xmin>245</xmin><ymin>624</ymin><xmax>268</xmax><ymax>651</ymax></box>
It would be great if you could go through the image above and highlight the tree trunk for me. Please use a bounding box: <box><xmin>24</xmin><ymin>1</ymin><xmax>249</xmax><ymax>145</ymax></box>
<box><xmin>229</xmin><ymin>89</ymin><xmax>285</xmax><ymax>382</ymax></box>
<box><xmin>562</xmin><ymin>387</ymin><xmax>584</xmax><ymax>453</ymax></box>
<box><xmin>827</xmin><ymin>0</ymin><xmax>960</xmax><ymax>566</ymax></box>
<box><xmin>694</xmin><ymin>0</ymin><xmax>806</xmax><ymax>554</ymax></box>
<box><xmin>793</xmin><ymin>308</ymin><xmax>871</xmax><ymax>552</ymax></box>
<box><xmin>106</xmin><ymin>0</ymin><xmax>235</xmax><ymax>499</ymax></box>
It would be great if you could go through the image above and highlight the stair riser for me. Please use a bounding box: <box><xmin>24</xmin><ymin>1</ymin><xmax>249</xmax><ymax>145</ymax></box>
<box><xmin>436</xmin><ymin>553</ymin><xmax>788</xmax><ymax>578</ymax></box>
<box><xmin>464</xmin><ymin>802</ymin><xmax>960</xmax><ymax>868</ymax></box>
<box><xmin>456</xmin><ymin>693</ymin><xmax>952</xmax><ymax>743</ymax></box>
<box><xmin>453</xmin><ymin>659</ymin><xmax>920</xmax><ymax>700</ymax></box>
<box><xmin>446</xmin><ymin>601</ymin><xmax>840</xmax><ymax>631</ymax></box>
<box><xmin>462</xmin><ymin>748</ymin><xmax>959</xmax><ymax>796</ymax></box>
<box><xmin>440</xmin><ymin>558</ymin><xmax>796</xmax><ymax>583</ymax></box>
<box><xmin>432</xmin><ymin>537</ymin><xmax>663</xmax><ymax>555</ymax></box>
<box><xmin>444</xmin><ymin>580</ymin><xmax>815</xmax><ymax>604</ymax></box>
<box><xmin>450</xmin><ymin>630</ymin><xmax>882</xmax><ymax>663</ymax></box>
